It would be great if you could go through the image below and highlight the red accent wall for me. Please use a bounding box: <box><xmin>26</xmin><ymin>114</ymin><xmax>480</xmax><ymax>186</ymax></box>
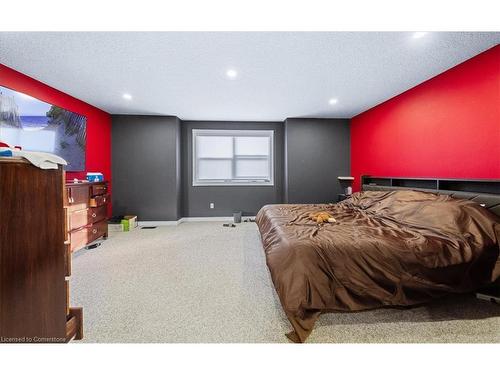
<box><xmin>351</xmin><ymin>45</ymin><xmax>500</xmax><ymax>191</ymax></box>
<box><xmin>0</xmin><ymin>64</ymin><xmax>111</xmax><ymax>185</ymax></box>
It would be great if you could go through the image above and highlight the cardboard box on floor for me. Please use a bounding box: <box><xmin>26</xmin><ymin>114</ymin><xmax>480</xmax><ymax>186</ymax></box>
<box><xmin>122</xmin><ymin>215</ymin><xmax>138</xmax><ymax>231</ymax></box>
<box><xmin>108</xmin><ymin>215</ymin><xmax>138</xmax><ymax>232</ymax></box>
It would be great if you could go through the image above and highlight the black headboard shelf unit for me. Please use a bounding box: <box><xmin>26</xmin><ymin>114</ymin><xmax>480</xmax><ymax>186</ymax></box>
<box><xmin>361</xmin><ymin>176</ymin><xmax>500</xmax><ymax>195</ymax></box>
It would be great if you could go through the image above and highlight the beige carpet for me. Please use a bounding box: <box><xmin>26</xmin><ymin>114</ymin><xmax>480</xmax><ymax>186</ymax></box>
<box><xmin>70</xmin><ymin>222</ymin><xmax>500</xmax><ymax>343</ymax></box>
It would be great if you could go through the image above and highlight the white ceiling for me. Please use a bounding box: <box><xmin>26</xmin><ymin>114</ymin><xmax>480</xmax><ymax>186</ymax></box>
<box><xmin>0</xmin><ymin>32</ymin><xmax>498</xmax><ymax>121</ymax></box>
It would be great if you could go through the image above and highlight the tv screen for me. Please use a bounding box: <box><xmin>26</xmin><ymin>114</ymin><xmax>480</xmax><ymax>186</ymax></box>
<box><xmin>0</xmin><ymin>85</ymin><xmax>86</xmax><ymax>171</ymax></box>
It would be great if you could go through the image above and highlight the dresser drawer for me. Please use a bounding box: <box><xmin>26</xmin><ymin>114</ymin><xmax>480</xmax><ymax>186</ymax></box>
<box><xmin>67</xmin><ymin>185</ymin><xmax>90</xmax><ymax>207</ymax></box>
<box><xmin>69</xmin><ymin>220</ymin><xmax>107</xmax><ymax>252</ymax></box>
<box><xmin>69</xmin><ymin>205</ymin><xmax>107</xmax><ymax>230</ymax></box>
<box><xmin>89</xmin><ymin>194</ymin><xmax>109</xmax><ymax>207</ymax></box>
<box><xmin>87</xmin><ymin>220</ymin><xmax>108</xmax><ymax>243</ymax></box>
<box><xmin>65</xmin><ymin>280</ymin><xmax>70</xmax><ymax>316</ymax></box>
<box><xmin>65</xmin><ymin>244</ymin><xmax>71</xmax><ymax>277</ymax></box>
<box><xmin>69</xmin><ymin>208</ymin><xmax>88</xmax><ymax>230</ymax></box>
<box><xmin>89</xmin><ymin>205</ymin><xmax>107</xmax><ymax>223</ymax></box>
<box><xmin>91</xmin><ymin>183</ymin><xmax>107</xmax><ymax>197</ymax></box>
<box><xmin>69</xmin><ymin>227</ymin><xmax>89</xmax><ymax>252</ymax></box>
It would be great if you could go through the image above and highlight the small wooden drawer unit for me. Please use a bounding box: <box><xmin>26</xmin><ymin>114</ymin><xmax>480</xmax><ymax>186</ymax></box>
<box><xmin>65</xmin><ymin>181</ymin><xmax>109</xmax><ymax>252</ymax></box>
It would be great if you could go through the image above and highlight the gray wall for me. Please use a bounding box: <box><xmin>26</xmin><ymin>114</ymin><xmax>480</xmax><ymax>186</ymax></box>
<box><xmin>112</xmin><ymin>115</ymin><xmax>181</xmax><ymax>221</ymax></box>
<box><xmin>181</xmin><ymin>121</ymin><xmax>284</xmax><ymax>217</ymax></box>
<box><xmin>111</xmin><ymin>116</ymin><xmax>350</xmax><ymax>220</ymax></box>
<box><xmin>284</xmin><ymin>118</ymin><xmax>350</xmax><ymax>204</ymax></box>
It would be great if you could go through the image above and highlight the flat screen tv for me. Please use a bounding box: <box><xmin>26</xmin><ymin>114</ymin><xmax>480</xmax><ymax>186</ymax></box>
<box><xmin>0</xmin><ymin>85</ymin><xmax>86</xmax><ymax>171</ymax></box>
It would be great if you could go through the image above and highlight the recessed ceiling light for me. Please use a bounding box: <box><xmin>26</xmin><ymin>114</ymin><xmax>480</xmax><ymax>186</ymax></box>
<box><xmin>412</xmin><ymin>32</ymin><xmax>428</xmax><ymax>39</ymax></box>
<box><xmin>122</xmin><ymin>93</ymin><xmax>132</xmax><ymax>100</ymax></box>
<box><xmin>328</xmin><ymin>98</ymin><xmax>338</xmax><ymax>105</ymax></box>
<box><xmin>226</xmin><ymin>69</ymin><xmax>238</xmax><ymax>79</ymax></box>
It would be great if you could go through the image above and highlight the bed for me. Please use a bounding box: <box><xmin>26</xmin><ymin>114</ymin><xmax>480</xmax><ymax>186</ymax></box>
<box><xmin>255</xmin><ymin>178</ymin><xmax>500</xmax><ymax>343</ymax></box>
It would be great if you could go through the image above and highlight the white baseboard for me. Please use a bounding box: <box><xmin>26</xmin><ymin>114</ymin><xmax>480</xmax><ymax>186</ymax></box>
<box><xmin>138</xmin><ymin>220</ymin><xmax>180</xmax><ymax>226</ymax></box>
<box><xmin>181</xmin><ymin>216</ymin><xmax>255</xmax><ymax>223</ymax></box>
<box><xmin>180</xmin><ymin>216</ymin><xmax>232</xmax><ymax>223</ymax></box>
<box><xmin>138</xmin><ymin>216</ymin><xmax>255</xmax><ymax>227</ymax></box>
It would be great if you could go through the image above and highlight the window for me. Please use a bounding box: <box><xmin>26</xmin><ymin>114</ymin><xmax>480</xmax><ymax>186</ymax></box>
<box><xmin>192</xmin><ymin>129</ymin><xmax>274</xmax><ymax>186</ymax></box>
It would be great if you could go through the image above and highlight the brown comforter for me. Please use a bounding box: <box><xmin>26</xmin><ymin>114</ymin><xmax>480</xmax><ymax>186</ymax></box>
<box><xmin>255</xmin><ymin>190</ymin><xmax>500</xmax><ymax>342</ymax></box>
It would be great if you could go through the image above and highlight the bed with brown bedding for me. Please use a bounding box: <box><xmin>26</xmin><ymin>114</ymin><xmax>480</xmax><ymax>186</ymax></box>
<box><xmin>255</xmin><ymin>189</ymin><xmax>500</xmax><ymax>342</ymax></box>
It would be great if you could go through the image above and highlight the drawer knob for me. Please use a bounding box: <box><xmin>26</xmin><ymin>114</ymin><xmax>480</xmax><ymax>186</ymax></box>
<box><xmin>92</xmin><ymin>228</ymin><xmax>97</xmax><ymax>234</ymax></box>
<box><xmin>92</xmin><ymin>213</ymin><xmax>97</xmax><ymax>218</ymax></box>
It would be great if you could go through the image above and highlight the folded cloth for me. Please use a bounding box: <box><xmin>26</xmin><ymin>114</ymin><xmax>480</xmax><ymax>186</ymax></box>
<box><xmin>8</xmin><ymin>149</ymin><xmax>67</xmax><ymax>169</ymax></box>
<box><xmin>0</xmin><ymin>149</ymin><xmax>13</xmax><ymax>157</ymax></box>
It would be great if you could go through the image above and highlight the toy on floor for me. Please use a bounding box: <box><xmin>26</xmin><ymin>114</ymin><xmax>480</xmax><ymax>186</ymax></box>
<box><xmin>309</xmin><ymin>211</ymin><xmax>336</xmax><ymax>224</ymax></box>
<box><xmin>86</xmin><ymin>242</ymin><xmax>102</xmax><ymax>250</ymax></box>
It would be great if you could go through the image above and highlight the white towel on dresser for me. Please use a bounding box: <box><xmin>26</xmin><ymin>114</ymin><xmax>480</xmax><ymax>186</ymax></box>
<box><xmin>11</xmin><ymin>149</ymin><xmax>67</xmax><ymax>169</ymax></box>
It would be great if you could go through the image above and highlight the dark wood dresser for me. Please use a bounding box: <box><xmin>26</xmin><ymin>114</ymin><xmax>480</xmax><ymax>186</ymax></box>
<box><xmin>66</xmin><ymin>180</ymin><xmax>109</xmax><ymax>252</ymax></box>
<box><xmin>0</xmin><ymin>157</ymin><xmax>82</xmax><ymax>343</ymax></box>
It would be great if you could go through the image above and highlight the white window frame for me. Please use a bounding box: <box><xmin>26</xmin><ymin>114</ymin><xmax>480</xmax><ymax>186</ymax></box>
<box><xmin>192</xmin><ymin>129</ymin><xmax>274</xmax><ymax>186</ymax></box>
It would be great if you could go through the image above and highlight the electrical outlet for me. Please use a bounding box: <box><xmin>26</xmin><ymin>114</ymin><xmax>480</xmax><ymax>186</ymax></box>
<box><xmin>209</xmin><ymin>202</ymin><xmax>215</xmax><ymax>209</ymax></box>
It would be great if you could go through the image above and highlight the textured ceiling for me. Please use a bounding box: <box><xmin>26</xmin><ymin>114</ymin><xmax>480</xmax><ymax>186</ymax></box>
<box><xmin>0</xmin><ymin>32</ymin><xmax>498</xmax><ymax>121</ymax></box>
